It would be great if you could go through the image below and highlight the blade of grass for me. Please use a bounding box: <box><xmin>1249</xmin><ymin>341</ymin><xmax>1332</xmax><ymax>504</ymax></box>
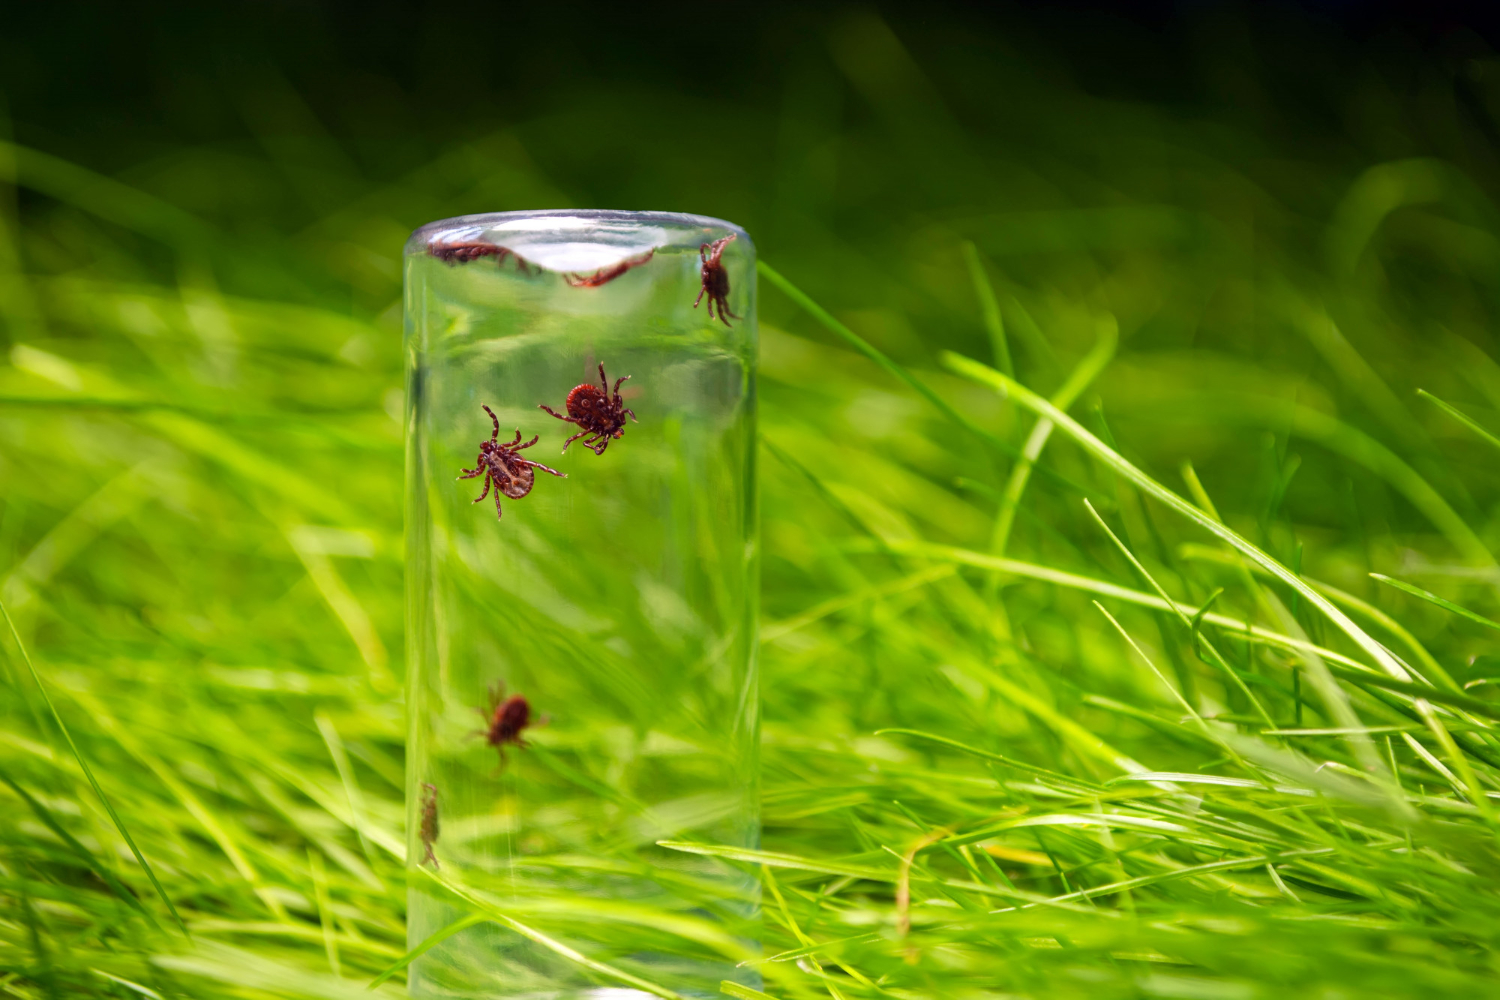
<box><xmin>660</xmin><ymin>842</ymin><xmax>891</xmax><ymax>882</ymax></box>
<box><xmin>424</xmin><ymin>868</ymin><xmax>686</xmax><ymax>1000</ymax></box>
<box><xmin>0</xmin><ymin>139</ymin><xmax>214</xmax><ymax>251</ymax></box>
<box><xmin>0</xmin><ymin>767</ymin><xmax>153</xmax><ymax>922</ymax></box>
<box><xmin>760</xmin><ymin>261</ymin><xmax>992</xmax><ymax>442</ymax></box>
<box><xmin>1413</xmin><ymin>699</ymin><xmax>1497</xmax><ymax>825</ymax></box>
<box><xmin>859</xmin><ymin>537</ymin><xmax>1500</xmax><ymax>719</ymax></box>
<box><xmin>1418</xmin><ymin>388</ymin><xmax>1500</xmax><ymax>453</ymax></box>
<box><xmin>0</xmin><ymin>600</ymin><xmax>187</xmax><ymax>936</ymax></box>
<box><xmin>1257</xmin><ymin>587</ymin><xmax>1398</xmax><ymax>798</ymax></box>
<box><xmin>856</xmin><ymin>541</ymin><xmax>1366</xmax><ymax>673</ymax></box>
<box><xmin>366</xmin><ymin>913</ymin><xmax>488</xmax><ymax>989</ymax></box>
<box><xmin>991</xmin><ymin>318</ymin><xmax>1117</xmax><ymax>560</ymax></box>
<box><xmin>940</xmin><ymin>351</ymin><xmax>1416</xmax><ymax>684</ymax></box>
<box><xmin>1016</xmin><ymin>847</ymin><xmax>1336</xmax><ymax>908</ymax></box>
<box><xmin>760</xmin><ymin>865</ymin><xmax>847</xmax><ymax>1000</ymax></box>
<box><xmin>720</xmin><ymin>981</ymin><xmax>783</xmax><ymax>1000</ymax></box>
<box><xmin>875</xmin><ymin>729</ymin><xmax>1105</xmax><ymax>792</ymax></box>
<box><xmin>961</xmin><ymin>241</ymin><xmax>1012</xmax><ymax>377</ymax></box>
<box><xmin>760</xmin><ymin>260</ymin><xmax>1097</xmax><ymax>494</ymax></box>
<box><xmin>314</xmin><ymin>712</ymin><xmax>379</xmax><ymax>871</ymax></box>
<box><xmin>1091</xmin><ymin>602</ymin><xmax>1212</xmax><ymax>736</ymax></box>
<box><xmin>66</xmin><ymin>686</ymin><xmax>290</xmax><ymax>922</ymax></box>
<box><xmin>1084</xmin><ymin>497</ymin><xmax>1275</xmax><ymax>732</ymax></box>
<box><xmin>1371</xmin><ymin>573</ymin><xmax>1500</xmax><ymax>632</ymax></box>
<box><xmin>1133</xmin><ymin>391</ymin><xmax>1496</xmax><ymax>574</ymax></box>
<box><xmin>309</xmin><ymin>849</ymin><xmax>341</xmax><ymax>979</ymax></box>
<box><xmin>1179</xmin><ymin>544</ymin><xmax>1456</xmax><ymax>692</ymax></box>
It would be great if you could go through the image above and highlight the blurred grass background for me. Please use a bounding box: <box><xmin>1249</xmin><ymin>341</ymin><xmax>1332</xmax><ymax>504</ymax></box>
<box><xmin>8</xmin><ymin>2</ymin><xmax>1500</xmax><ymax>997</ymax></box>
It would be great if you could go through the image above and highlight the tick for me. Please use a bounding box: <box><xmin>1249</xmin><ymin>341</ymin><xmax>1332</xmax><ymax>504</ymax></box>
<box><xmin>694</xmin><ymin>234</ymin><xmax>738</xmax><ymax>326</ymax></box>
<box><xmin>538</xmin><ymin>362</ymin><xmax>638</xmax><ymax>456</ymax></box>
<box><xmin>477</xmin><ymin>682</ymin><xmax>537</xmax><ymax>763</ymax></box>
<box><xmin>564</xmin><ymin>249</ymin><xmax>656</xmax><ymax>288</ymax></box>
<box><xmin>429</xmin><ymin>239</ymin><xmax>536</xmax><ymax>275</ymax></box>
<box><xmin>419</xmin><ymin>783</ymin><xmax>440</xmax><ymax>868</ymax></box>
<box><xmin>458</xmin><ymin>404</ymin><xmax>566</xmax><ymax>521</ymax></box>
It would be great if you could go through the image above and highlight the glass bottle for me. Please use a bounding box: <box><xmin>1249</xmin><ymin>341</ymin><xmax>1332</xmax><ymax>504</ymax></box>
<box><xmin>403</xmin><ymin>211</ymin><xmax>759</xmax><ymax>999</ymax></box>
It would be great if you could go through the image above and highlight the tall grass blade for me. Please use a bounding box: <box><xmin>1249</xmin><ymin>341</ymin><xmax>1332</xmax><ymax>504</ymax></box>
<box><xmin>1419</xmin><ymin>388</ymin><xmax>1500</xmax><ymax>453</ymax></box>
<box><xmin>366</xmin><ymin>914</ymin><xmax>487</xmax><ymax>989</ymax></box>
<box><xmin>940</xmin><ymin>351</ymin><xmax>1416</xmax><ymax>684</ymax></box>
<box><xmin>990</xmin><ymin>319</ymin><xmax>1116</xmax><ymax>559</ymax></box>
<box><xmin>720</xmin><ymin>981</ymin><xmax>782</xmax><ymax>1000</ymax></box>
<box><xmin>961</xmin><ymin>241</ymin><xmax>1013</xmax><ymax>377</ymax></box>
<box><xmin>759</xmin><ymin>260</ymin><xmax>1026</xmax><ymax>463</ymax></box>
<box><xmin>1371</xmin><ymin>573</ymin><xmax>1500</xmax><ymax>632</ymax></box>
<box><xmin>0</xmin><ymin>600</ymin><xmax>188</xmax><ymax>936</ymax></box>
<box><xmin>0</xmin><ymin>767</ymin><xmax>152</xmax><ymax>921</ymax></box>
<box><xmin>419</xmin><ymin>868</ymin><xmax>686</xmax><ymax>1000</ymax></box>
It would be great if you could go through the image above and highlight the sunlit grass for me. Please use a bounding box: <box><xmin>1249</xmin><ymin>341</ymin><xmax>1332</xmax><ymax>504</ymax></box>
<box><xmin>6</xmin><ymin>9</ymin><xmax>1500</xmax><ymax>998</ymax></box>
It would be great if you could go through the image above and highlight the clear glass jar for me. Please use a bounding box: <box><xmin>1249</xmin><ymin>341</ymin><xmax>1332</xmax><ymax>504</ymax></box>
<box><xmin>402</xmin><ymin>211</ymin><xmax>759</xmax><ymax>999</ymax></box>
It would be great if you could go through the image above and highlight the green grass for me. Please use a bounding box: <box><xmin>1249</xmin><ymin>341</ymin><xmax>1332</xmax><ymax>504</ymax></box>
<box><xmin>7</xmin><ymin>8</ymin><xmax>1500</xmax><ymax>998</ymax></box>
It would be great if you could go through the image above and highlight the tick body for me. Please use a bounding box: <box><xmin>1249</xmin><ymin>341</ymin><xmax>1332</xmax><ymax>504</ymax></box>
<box><xmin>539</xmin><ymin>362</ymin><xmax>638</xmax><ymax>456</ymax></box>
<box><xmin>694</xmin><ymin>234</ymin><xmax>738</xmax><ymax>326</ymax></box>
<box><xmin>429</xmin><ymin>239</ymin><xmax>536</xmax><ymax>275</ymax></box>
<box><xmin>478</xmin><ymin>682</ymin><xmax>536</xmax><ymax>762</ymax></box>
<box><xmin>419</xmin><ymin>783</ymin><xmax>440</xmax><ymax>868</ymax></box>
<box><xmin>458</xmin><ymin>404</ymin><xmax>566</xmax><ymax>521</ymax></box>
<box><xmin>564</xmin><ymin>249</ymin><xmax>656</xmax><ymax>288</ymax></box>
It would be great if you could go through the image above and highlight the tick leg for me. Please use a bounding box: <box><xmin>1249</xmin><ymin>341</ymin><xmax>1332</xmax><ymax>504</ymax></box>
<box><xmin>493</xmin><ymin>487</ymin><xmax>504</xmax><ymax>521</ymax></box>
<box><xmin>520</xmin><ymin>457</ymin><xmax>566</xmax><ymax>478</ymax></box>
<box><xmin>623</xmin><ymin>407</ymin><xmax>638</xmax><ymax>422</ymax></box>
<box><xmin>482</xmin><ymin>405</ymin><xmax>500</xmax><ymax>442</ymax></box>
<box><xmin>561</xmin><ymin>428</ymin><xmax>590</xmax><ymax>452</ymax></box>
<box><xmin>508</xmin><ymin>428</ymin><xmax>522</xmax><ymax>447</ymax></box>
<box><xmin>458</xmin><ymin>464</ymin><xmax>483</xmax><ymax>479</ymax></box>
<box><xmin>694</xmin><ymin>286</ymin><xmax>707</xmax><ymax>309</ymax></box>
<box><xmin>717</xmin><ymin>298</ymin><xmax>732</xmax><ymax>327</ymax></box>
<box><xmin>472</xmin><ymin>474</ymin><xmax>492</xmax><ymax>503</ymax></box>
<box><xmin>597</xmin><ymin>362</ymin><xmax>609</xmax><ymax>392</ymax></box>
<box><xmin>515</xmin><ymin>434</ymin><xmax>540</xmax><ymax>450</ymax></box>
<box><xmin>613</xmin><ymin>374</ymin><xmax>630</xmax><ymax>394</ymax></box>
<box><xmin>539</xmin><ymin>403</ymin><xmax>576</xmax><ymax>423</ymax></box>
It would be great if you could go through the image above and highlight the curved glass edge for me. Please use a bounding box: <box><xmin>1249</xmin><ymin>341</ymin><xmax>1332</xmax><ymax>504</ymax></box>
<box><xmin>406</xmin><ymin>209</ymin><xmax>754</xmax><ymax>258</ymax></box>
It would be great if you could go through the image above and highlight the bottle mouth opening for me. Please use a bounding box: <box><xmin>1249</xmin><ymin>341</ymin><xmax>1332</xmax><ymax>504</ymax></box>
<box><xmin>409</xmin><ymin>210</ymin><xmax>749</xmax><ymax>273</ymax></box>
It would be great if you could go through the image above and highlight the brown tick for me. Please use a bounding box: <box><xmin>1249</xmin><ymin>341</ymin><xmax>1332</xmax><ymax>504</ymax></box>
<box><xmin>694</xmin><ymin>234</ymin><xmax>738</xmax><ymax>326</ymax></box>
<box><xmin>419</xmin><ymin>783</ymin><xmax>440</xmax><ymax>868</ymax></box>
<box><xmin>564</xmin><ymin>249</ymin><xmax>656</xmax><ymax>288</ymax></box>
<box><xmin>429</xmin><ymin>239</ymin><xmax>536</xmax><ymax>275</ymax></box>
<box><xmin>477</xmin><ymin>682</ymin><xmax>538</xmax><ymax>763</ymax></box>
<box><xmin>458</xmin><ymin>405</ymin><xmax>566</xmax><ymax>521</ymax></box>
<box><xmin>538</xmin><ymin>362</ymin><xmax>637</xmax><ymax>456</ymax></box>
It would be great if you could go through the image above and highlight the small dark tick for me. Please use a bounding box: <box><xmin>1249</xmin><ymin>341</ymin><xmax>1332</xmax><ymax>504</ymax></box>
<box><xmin>419</xmin><ymin>783</ymin><xmax>440</xmax><ymax>868</ymax></box>
<box><xmin>564</xmin><ymin>249</ymin><xmax>656</xmax><ymax>288</ymax></box>
<box><xmin>428</xmin><ymin>239</ymin><xmax>536</xmax><ymax>275</ymax></box>
<box><xmin>539</xmin><ymin>362</ymin><xmax>638</xmax><ymax>456</ymax></box>
<box><xmin>694</xmin><ymin>234</ymin><xmax>738</xmax><ymax>326</ymax></box>
<box><xmin>477</xmin><ymin>682</ymin><xmax>538</xmax><ymax>763</ymax></box>
<box><xmin>458</xmin><ymin>405</ymin><xmax>566</xmax><ymax>521</ymax></box>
